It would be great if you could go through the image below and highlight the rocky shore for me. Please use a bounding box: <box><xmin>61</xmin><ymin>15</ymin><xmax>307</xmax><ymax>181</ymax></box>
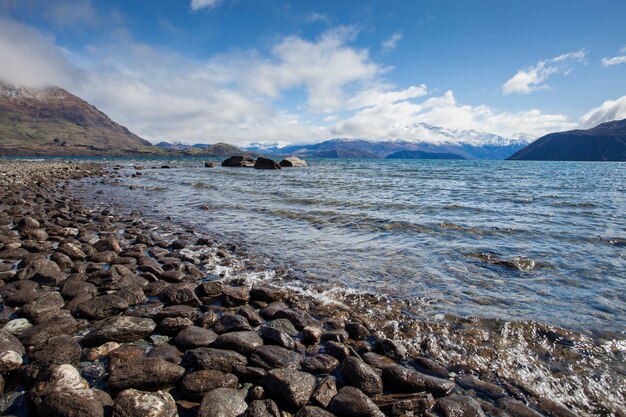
<box><xmin>0</xmin><ymin>160</ymin><xmax>595</xmax><ymax>417</ymax></box>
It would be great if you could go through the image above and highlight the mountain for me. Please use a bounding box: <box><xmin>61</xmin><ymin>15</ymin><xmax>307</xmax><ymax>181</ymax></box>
<box><xmin>507</xmin><ymin>119</ymin><xmax>626</xmax><ymax>161</ymax></box>
<box><xmin>155</xmin><ymin>141</ymin><xmax>254</xmax><ymax>156</ymax></box>
<box><xmin>385</xmin><ymin>150</ymin><xmax>466</xmax><ymax>159</ymax></box>
<box><xmin>0</xmin><ymin>82</ymin><xmax>152</xmax><ymax>155</ymax></box>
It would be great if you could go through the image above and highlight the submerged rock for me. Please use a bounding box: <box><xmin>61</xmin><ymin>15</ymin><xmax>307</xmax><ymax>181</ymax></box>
<box><xmin>254</xmin><ymin>157</ymin><xmax>281</xmax><ymax>170</ymax></box>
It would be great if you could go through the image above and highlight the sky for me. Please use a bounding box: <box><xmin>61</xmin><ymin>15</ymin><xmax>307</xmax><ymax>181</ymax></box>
<box><xmin>0</xmin><ymin>0</ymin><xmax>625</xmax><ymax>146</ymax></box>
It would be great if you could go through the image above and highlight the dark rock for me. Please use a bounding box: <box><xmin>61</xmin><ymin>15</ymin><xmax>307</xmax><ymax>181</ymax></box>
<box><xmin>17</xmin><ymin>259</ymin><xmax>65</xmax><ymax>285</ymax></box>
<box><xmin>107</xmin><ymin>357</ymin><xmax>185</xmax><ymax>391</ymax></box>
<box><xmin>93</xmin><ymin>238</ymin><xmax>122</xmax><ymax>253</ymax></box>
<box><xmin>269</xmin><ymin>318</ymin><xmax>298</xmax><ymax>336</ymax></box>
<box><xmin>237</xmin><ymin>305</ymin><xmax>264</xmax><ymax>326</ymax></box>
<box><xmin>413</xmin><ymin>357</ymin><xmax>449</xmax><ymax>378</ymax></box>
<box><xmin>117</xmin><ymin>285</ymin><xmax>148</xmax><ymax>306</ymax></box>
<box><xmin>342</xmin><ymin>357</ymin><xmax>383</xmax><ymax>396</ymax></box>
<box><xmin>57</xmin><ymin>242</ymin><xmax>87</xmax><ymax>260</ymax></box>
<box><xmin>259</xmin><ymin>302</ymin><xmax>288</xmax><ymax>320</ymax></box>
<box><xmin>250</xmin><ymin>345</ymin><xmax>304</xmax><ymax>370</ymax></box>
<box><xmin>232</xmin><ymin>364</ymin><xmax>267</xmax><ymax>383</ymax></box>
<box><xmin>455</xmin><ymin>374</ymin><xmax>506</xmax><ymax>399</ymax></box>
<box><xmin>362</xmin><ymin>352</ymin><xmax>396</xmax><ymax>369</ymax></box>
<box><xmin>112</xmin><ymin>388</ymin><xmax>177</xmax><ymax>417</ymax></box>
<box><xmin>213</xmin><ymin>331</ymin><xmax>264</xmax><ymax>355</ymax></box>
<box><xmin>372</xmin><ymin>393</ymin><xmax>435</xmax><ymax>417</ymax></box>
<box><xmin>180</xmin><ymin>369</ymin><xmax>239</xmax><ymax>400</ymax></box>
<box><xmin>254</xmin><ymin>157</ymin><xmax>281</xmax><ymax>170</ymax></box>
<box><xmin>158</xmin><ymin>317</ymin><xmax>194</xmax><ymax>335</ymax></box>
<box><xmin>382</xmin><ymin>365</ymin><xmax>455</xmax><ymax>396</ymax></box>
<box><xmin>250</xmin><ymin>286</ymin><xmax>285</xmax><ymax>302</ymax></box>
<box><xmin>533</xmin><ymin>398</ymin><xmax>579</xmax><ymax>417</ymax></box>
<box><xmin>75</xmin><ymin>294</ymin><xmax>129</xmax><ymax>320</ymax></box>
<box><xmin>301</xmin><ymin>326</ymin><xmax>322</xmax><ymax>345</ymax></box>
<box><xmin>60</xmin><ymin>280</ymin><xmax>97</xmax><ymax>300</ymax></box>
<box><xmin>0</xmin><ymin>329</ymin><xmax>25</xmax><ymax>371</ymax></box>
<box><xmin>159</xmin><ymin>283</ymin><xmax>200</xmax><ymax>306</ymax></box>
<box><xmin>156</xmin><ymin>304</ymin><xmax>200</xmax><ymax>320</ymax></box>
<box><xmin>328</xmin><ymin>386</ymin><xmax>385</xmax><ymax>417</ymax></box>
<box><xmin>311</xmin><ymin>376</ymin><xmax>337</xmax><ymax>408</ymax></box>
<box><xmin>322</xmin><ymin>329</ymin><xmax>349</xmax><ymax>343</ymax></box>
<box><xmin>198</xmin><ymin>387</ymin><xmax>248</xmax><ymax>417</ymax></box>
<box><xmin>213</xmin><ymin>314</ymin><xmax>252</xmax><ymax>334</ymax></box>
<box><xmin>244</xmin><ymin>399</ymin><xmax>281</xmax><ymax>417</ymax></box>
<box><xmin>497</xmin><ymin>398</ymin><xmax>544</xmax><ymax>417</ymax></box>
<box><xmin>345</xmin><ymin>322</ymin><xmax>369</xmax><ymax>341</ymax></box>
<box><xmin>295</xmin><ymin>406</ymin><xmax>335</xmax><ymax>417</ymax></box>
<box><xmin>274</xmin><ymin>308</ymin><xmax>319</xmax><ymax>329</ymax></box>
<box><xmin>197</xmin><ymin>281</ymin><xmax>223</xmax><ymax>297</ymax></box>
<box><xmin>221</xmin><ymin>156</ymin><xmax>255</xmax><ymax>168</ymax></box>
<box><xmin>174</xmin><ymin>326</ymin><xmax>218</xmax><ymax>349</ymax></box>
<box><xmin>185</xmin><ymin>347</ymin><xmax>247</xmax><ymax>373</ymax></box>
<box><xmin>40</xmin><ymin>390</ymin><xmax>104</xmax><ymax>417</ymax></box>
<box><xmin>260</xmin><ymin>326</ymin><xmax>295</xmax><ymax>350</ymax></box>
<box><xmin>221</xmin><ymin>286</ymin><xmax>250</xmax><ymax>306</ymax></box>
<box><xmin>279</xmin><ymin>157</ymin><xmax>307</xmax><ymax>168</ymax></box>
<box><xmin>5</xmin><ymin>287</ymin><xmax>39</xmax><ymax>306</ymax></box>
<box><xmin>81</xmin><ymin>316</ymin><xmax>156</xmax><ymax>347</ymax></box>
<box><xmin>436</xmin><ymin>395</ymin><xmax>486</xmax><ymax>417</ymax></box>
<box><xmin>302</xmin><ymin>354</ymin><xmax>339</xmax><ymax>374</ymax></box>
<box><xmin>262</xmin><ymin>368</ymin><xmax>316</xmax><ymax>408</ymax></box>
<box><xmin>204</xmin><ymin>162</ymin><xmax>215</xmax><ymax>168</ymax></box>
<box><xmin>20</xmin><ymin>291</ymin><xmax>65</xmax><ymax>320</ymax></box>
<box><xmin>19</xmin><ymin>315</ymin><xmax>78</xmax><ymax>347</ymax></box>
<box><xmin>148</xmin><ymin>343</ymin><xmax>184</xmax><ymax>364</ymax></box>
<box><xmin>375</xmin><ymin>339</ymin><xmax>407</xmax><ymax>361</ymax></box>
<box><xmin>171</xmin><ymin>239</ymin><xmax>188</xmax><ymax>250</ymax></box>
<box><xmin>324</xmin><ymin>341</ymin><xmax>350</xmax><ymax>360</ymax></box>
<box><xmin>29</xmin><ymin>335</ymin><xmax>81</xmax><ymax>366</ymax></box>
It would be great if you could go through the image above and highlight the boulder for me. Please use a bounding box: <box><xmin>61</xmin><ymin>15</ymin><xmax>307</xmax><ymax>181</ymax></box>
<box><xmin>382</xmin><ymin>365</ymin><xmax>455</xmax><ymax>396</ymax></box>
<box><xmin>250</xmin><ymin>345</ymin><xmax>303</xmax><ymax>370</ymax></box>
<box><xmin>17</xmin><ymin>259</ymin><xmax>65</xmax><ymax>285</ymax></box>
<box><xmin>262</xmin><ymin>369</ymin><xmax>316</xmax><ymax>408</ymax></box>
<box><xmin>185</xmin><ymin>347</ymin><xmax>247</xmax><ymax>373</ymax></box>
<box><xmin>244</xmin><ymin>399</ymin><xmax>281</xmax><ymax>417</ymax></box>
<box><xmin>328</xmin><ymin>386</ymin><xmax>385</xmax><ymax>417</ymax></box>
<box><xmin>174</xmin><ymin>326</ymin><xmax>218</xmax><ymax>349</ymax></box>
<box><xmin>436</xmin><ymin>395</ymin><xmax>486</xmax><ymax>417</ymax></box>
<box><xmin>254</xmin><ymin>157</ymin><xmax>281</xmax><ymax>170</ymax></box>
<box><xmin>81</xmin><ymin>316</ymin><xmax>156</xmax><ymax>347</ymax></box>
<box><xmin>279</xmin><ymin>157</ymin><xmax>307</xmax><ymax>167</ymax></box>
<box><xmin>107</xmin><ymin>357</ymin><xmax>185</xmax><ymax>391</ymax></box>
<box><xmin>180</xmin><ymin>369</ymin><xmax>239</xmax><ymax>400</ymax></box>
<box><xmin>39</xmin><ymin>390</ymin><xmax>105</xmax><ymax>417</ymax></box>
<box><xmin>29</xmin><ymin>335</ymin><xmax>81</xmax><ymax>366</ymax></box>
<box><xmin>112</xmin><ymin>389</ymin><xmax>177</xmax><ymax>417</ymax></box>
<box><xmin>75</xmin><ymin>294</ymin><xmax>129</xmax><ymax>320</ymax></box>
<box><xmin>222</xmin><ymin>156</ymin><xmax>255</xmax><ymax>168</ymax></box>
<box><xmin>372</xmin><ymin>392</ymin><xmax>435</xmax><ymax>416</ymax></box>
<box><xmin>342</xmin><ymin>357</ymin><xmax>383</xmax><ymax>396</ymax></box>
<box><xmin>213</xmin><ymin>331</ymin><xmax>264</xmax><ymax>355</ymax></box>
<box><xmin>198</xmin><ymin>387</ymin><xmax>248</xmax><ymax>417</ymax></box>
<box><xmin>302</xmin><ymin>354</ymin><xmax>339</xmax><ymax>374</ymax></box>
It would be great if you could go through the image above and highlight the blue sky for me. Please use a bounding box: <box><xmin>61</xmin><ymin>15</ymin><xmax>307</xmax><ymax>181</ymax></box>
<box><xmin>1</xmin><ymin>0</ymin><xmax>625</xmax><ymax>145</ymax></box>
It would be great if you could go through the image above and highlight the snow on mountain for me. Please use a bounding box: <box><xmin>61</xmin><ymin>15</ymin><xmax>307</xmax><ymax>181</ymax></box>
<box><xmin>402</xmin><ymin>122</ymin><xmax>534</xmax><ymax>146</ymax></box>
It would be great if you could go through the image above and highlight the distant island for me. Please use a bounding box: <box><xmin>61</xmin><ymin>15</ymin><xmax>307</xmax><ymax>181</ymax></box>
<box><xmin>385</xmin><ymin>150</ymin><xmax>466</xmax><ymax>160</ymax></box>
<box><xmin>508</xmin><ymin>118</ymin><xmax>626</xmax><ymax>161</ymax></box>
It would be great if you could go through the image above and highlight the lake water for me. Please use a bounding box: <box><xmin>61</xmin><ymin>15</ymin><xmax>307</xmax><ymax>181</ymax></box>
<box><xmin>77</xmin><ymin>157</ymin><xmax>625</xmax><ymax>415</ymax></box>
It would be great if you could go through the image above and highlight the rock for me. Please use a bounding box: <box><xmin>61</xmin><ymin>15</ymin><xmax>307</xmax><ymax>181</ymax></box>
<box><xmin>253</xmin><ymin>157</ymin><xmax>281</xmax><ymax>170</ymax></box>
<box><xmin>237</xmin><ymin>305</ymin><xmax>264</xmax><ymax>326</ymax></box>
<box><xmin>301</xmin><ymin>326</ymin><xmax>322</xmax><ymax>345</ymax></box>
<box><xmin>302</xmin><ymin>354</ymin><xmax>339</xmax><ymax>374</ymax></box>
<box><xmin>185</xmin><ymin>348</ymin><xmax>247</xmax><ymax>373</ymax></box>
<box><xmin>274</xmin><ymin>308</ymin><xmax>319</xmax><ymax>329</ymax></box>
<box><xmin>375</xmin><ymin>339</ymin><xmax>407</xmax><ymax>361</ymax></box>
<box><xmin>496</xmin><ymin>398</ymin><xmax>544</xmax><ymax>417</ymax></box>
<box><xmin>232</xmin><ymin>364</ymin><xmax>267</xmax><ymax>383</ymax></box>
<box><xmin>19</xmin><ymin>315</ymin><xmax>78</xmax><ymax>347</ymax></box>
<box><xmin>204</xmin><ymin>162</ymin><xmax>215</xmax><ymax>168</ymax></box>
<box><xmin>51</xmin><ymin>252</ymin><xmax>74</xmax><ymax>270</ymax></box>
<box><xmin>93</xmin><ymin>238</ymin><xmax>123</xmax><ymax>254</ymax></box>
<box><xmin>345</xmin><ymin>322</ymin><xmax>369</xmax><ymax>340</ymax></box>
<box><xmin>198</xmin><ymin>387</ymin><xmax>248</xmax><ymax>417</ymax></box>
<box><xmin>413</xmin><ymin>357</ymin><xmax>449</xmax><ymax>379</ymax></box>
<box><xmin>262</xmin><ymin>368</ymin><xmax>316</xmax><ymax>408</ymax></box>
<box><xmin>279</xmin><ymin>157</ymin><xmax>307</xmax><ymax>168</ymax></box>
<box><xmin>81</xmin><ymin>316</ymin><xmax>156</xmax><ymax>347</ymax></box>
<box><xmin>244</xmin><ymin>399</ymin><xmax>281</xmax><ymax>417</ymax></box>
<box><xmin>328</xmin><ymin>386</ymin><xmax>385</xmax><ymax>417</ymax></box>
<box><xmin>148</xmin><ymin>343</ymin><xmax>183</xmax><ymax>364</ymax></box>
<box><xmin>20</xmin><ymin>291</ymin><xmax>65</xmax><ymax>320</ymax></box>
<box><xmin>322</xmin><ymin>329</ymin><xmax>349</xmax><ymax>343</ymax></box>
<box><xmin>159</xmin><ymin>283</ymin><xmax>200</xmax><ymax>306</ymax></box>
<box><xmin>249</xmin><ymin>286</ymin><xmax>285</xmax><ymax>302</ymax></box>
<box><xmin>84</xmin><ymin>342</ymin><xmax>121</xmax><ymax>361</ymax></box>
<box><xmin>455</xmin><ymin>374</ymin><xmax>506</xmax><ymax>399</ymax></box>
<box><xmin>158</xmin><ymin>317</ymin><xmax>194</xmax><ymax>335</ymax></box>
<box><xmin>117</xmin><ymin>285</ymin><xmax>148</xmax><ymax>306</ymax></box>
<box><xmin>29</xmin><ymin>335</ymin><xmax>81</xmax><ymax>366</ymax></box>
<box><xmin>250</xmin><ymin>345</ymin><xmax>304</xmax><ymax>370</ymax></box>
<box><xmin>17</xmin><ymin>259</ymin><xmax>65</xmax><ymax>285</ymax></box>
<box><xmin>180</xmin><ymin>370</ymin><xmax>239</xmax><ymax>400</ymax></box>
<box><xmin>213</xmin><ymin>314</ymin><xmax>252</xmax><ymax>334</ymax></box>
<box><xmin>342</xmin><ymin>357</ymin><xmax>383</xmax><ymax>396</ymax></box>
<box><xmin>75</xmin><ymin>294</ymin><xmax>129</xmax><ymax>320</ymax></box>
<box><xmin>362</xmin><ymin>352</ymin><xmax>396</xmax><ymax>369</ymax></box>
<box><xmin>213</xmin><ymin>331</ymin><xmax>264</xmax><ymax>355</ymax></box>
<box><xmin>109</xmin><ymin>345</ymin><xmax>146</xmax><ymax>370</ymax></box>
<box><xmin>436</xmin><ymin>395</ymin><xmax>486</xmax><ymax>417</ymax></box>
<box><xmin>260</xmin><ymin>326</ymin><xmax>295</xmax><ymax>350</ymax></box>
<box><xmin>221</xmin><ymin>286</ymin><xmax>250</xmax><ymax>306</ymax></box>
<box><xmin>2</xmin><ymin>318</ymin><xmax>32</xmax><ymax>335</ymax></box>
<box><xmin>269</xmin><ymin>318</ymin><xmax>298</xmax><ymax>336</ymax></box>
<box><xmin>259</xmin><ymin>302</ymin><xmax>288</xmax><ymax>320</ymax></box>
<box><xmin>112</xmin><ymin>388</ymin><xmax>177</xmax><ymax>417</ymax></box>
<box><xmin>221</xmin><ymin>156</ymin><xmax>255</xmax><ymax>168</ymax></box>
<box><xmin>174</xmin><ymin>326</ymin><xmax>218</xmax><ymax>349</ymax></box>
<box><xmin>324</xmin><ymin>341</ymin><xmax>350</xmax><ymax>360</ymax></box>
<box><xmin>295</xmin><ymin>407</ymin><xmax>335</xmax><ymax>417</ymax></box>
<box><xmin>57</xmin><ymin>242</ymin><xmax>87</xmax><ymax>261</ymax></box>
<box><xmin>372</xmin><ymin>393</ymin><xmax>435</xmax><ymax>417</ymax></box>
<box><xmin>107</xmin><ymin>357</ymin><xmax>185</xmax><ymax>391</ymax></box>
<box><xmin>60</xmin><ymin>280</ymin><xmax>97</xmax><ymax>300</ymax></box>
<box><xmin>0</xmin><ymin>350</ymin><xmax>22</xmax><ymax>372</ymax></box>
<box><xmin>382</xmin><ymin>365</ymin><xmax>455</xmax><ymax>396</ymax></box>
<box><xmin>40</xmin><ymin>390</ymin><xmax>105</xmax><ymax>417</ymax></box>
<box><xmin>311</xmin><ymin>376</ymin><xmax>337</xmax><ymax>408</ymax></box>
<box><xmin>533</xmin><ymin>398</ymin><xmax>579</xmax><ymax>417</ymax></box>
<box><xmin>198</xmin><ymin>281</ymin><xmax>223</xmax><ymax>297</ymax></box>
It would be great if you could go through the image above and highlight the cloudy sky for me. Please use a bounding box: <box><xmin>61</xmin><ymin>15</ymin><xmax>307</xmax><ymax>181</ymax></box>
<box><xmin>1</xmin><ymin>0</ymin><xmax>625</xmax><ymax>146</ymax></box>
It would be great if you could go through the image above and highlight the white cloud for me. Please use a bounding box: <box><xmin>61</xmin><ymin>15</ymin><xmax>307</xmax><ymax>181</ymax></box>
<box><xmin>601</xmin><ymin>46</ymin><xmax>626</xmax><ymax>67</ymax></box>
<box><xmin>306</xmin><ymin>12</ymin><xmax>328</xmax><ymax>23</ymax></box>
<box><xmin>190</xmin><ymin>0</ymin><xmax>223</xmax><ymax>11</ymax></box>
<box><xmin>580</xmin><ymin>95</ymin><xmax>626</xmax><ymax>127</ymax></box>
<box><xmin>381</xmin><ymin>32</ymin><xmax>403</xmax><ymax>53</ymax></box>
<box><xmin>502</xmin><ymin>49</ymin><xmax>587</xmax><ymax>95</ymax></box>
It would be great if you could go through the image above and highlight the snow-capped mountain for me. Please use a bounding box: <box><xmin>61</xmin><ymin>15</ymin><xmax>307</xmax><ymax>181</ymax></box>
<box><xmin>402</xmin><ymin>122</ymin><xmax>535</xmax><ymax>146</ymax></box>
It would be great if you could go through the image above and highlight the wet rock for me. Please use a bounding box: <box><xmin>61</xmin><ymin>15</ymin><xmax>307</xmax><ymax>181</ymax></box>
<box><xmin>213</xmin><ymin>314</ymin><xmax>252</xmax><ymax>334</ymax></box>
<box><xmin>112</xmin><ymin>388</ymin><xmax>177</xmax><ymax>417</ymax></box>
<box><xmin>274</xmin><ymin>308</ymin><xmax>319</xmax><ymax>329</ymax></box>
<box><xmin>268</xmin><ymin>318</ymin><xmax>298</xmax><ymax>336</ymax></box>
<box><xmin>324</xmin><ymin>341</ymin><xmax>350</xmax><ymax>360</ymax></box>
<box><xmin>18</xmin><ymin>315</ymin><xmax>79</xmax><ymax>348</ymax></box>
<box><xmin>51</xmin><ymin>252</ymin><xmax>74</xmax><ymax>271</ymax></box>
<box><xmin>159</xmin><ymin>317</ymin><xmax>194</xmax><ymax>335</ymax></box>
<box><xmin>93</xmin><ymin>238</ymin><xmax>122</xmax><ymax>254</ymax></box>
<box><xmin>221</xmin><ymin>286</ymin><xmax>250</xmax><ymax>306</ymax></box>
<box><xmin>259</xmin><ymin>302</ymin><xmax>288</xmax><ymax>320</ymax></box>
<box><xmin>107</xmin><ymin>357</ymin><xmax>185</xmax><ymax>391</ymax></box>
<box><xmin>328</xmin><ymin>386</ymin><xmax>385</xmax><ymax>417</ymax></box>
<box><xmin>311</xmin><ymin>376</ymin><xmax>337</xmax><ymax>408</ymax></box>
<box><xmin>244</xmin><ymin>399</ymin><xmax>281</xmax><ymax>417</ymax></box>
<box><xmin>204</xmin><ymin>162</ymin><xmax>215</xmax><ymax>168</ymax></box>
<box><xmin>170</xmin><ymin>239</ymin><xmax>188</xmax><ymax>250</ymax></box>
<box><xmin>156</xmin><ymin>304</ymin><xmax>200</xmax><ymax>320</ymax></box>
<box><xmin>57</xmin><ymin>242</ymin><xmax>87</xmax><ymax>261</ymax></box>
<box><xmin>39</xmin><ymin>390</ymin><xmax>105</xmax><ymax>417</ymax></box>
<box><xmin>185</xmin><ymin>347</ymin><xmax>247</xmax><ymax>373</ymax></box>
<box><xmin>109</xmin><ymin>345</ymin><xmax>146</xmax><ymax>370</ymax></box>
<box><xmin>262</xmin><ymin>368</ymin><xmax>316</xmax><ymax>408</ymax></box>
<box><xmin>250</xmin><ymin>345</ymin><xmax>304</xmax><ymax>370</ymax></box>
<box><xmin>372</xmin><ymin>393</ymin><xmax>435</xmax><ymax>417</ymax></box>
<box><xmin>436</xmin><ymin>395</ymin><xmax>486</xmax><ymax>417</ymax></box>
<box><xmin>301</xmin><ymin>326</ymin><xmax>322</xmax><ymax>345</ymax></box>
<box><xmin>302</xmin><ymin>354</ymin><xmax>339</xmax><ymax>374</ymax></box>
<box><xmin>237</xmin><ymin>305</ymin><xmax>264</xmax><ymax>326</ymax></box>
<box><xmin>362</xmin><ymin>352</ymin><xmax>396</xmax><ymax>370</ymax></box>
<box><xmin>198</xmin><ymin>387</ymin><xmax>248</xmax><ymax>417</ymax></box>
<box><xmin>413</xmin><ymin>357</ymin><xmax>449</xmax><ymax>379</ymax></box>
<box><xmin>382</xmin><ymin>365</ymin><xmax>455</xmax><ymax>396</ymax></box>
<box><xmin>213</xmin><ymin>331</ymin><xmax>264</xmax><ymax>355</ymax></box>
<box><xmin>174</xmin><ymin>326</ymin><xmax>218</xmax><ymax>349</ymax></box>
<box><xmin>197</xmin><ymin>281</ymin><xmax>223</xmax><ymax>298</ymax></box>
<box><xmin>75</xmin><ymin>294</ymin><xmax>129</xmax><ymax>320</ymax></box>
<box><xmin>295</xmin><ymin>407</ymin><xmax>335</xmax><ymax>417</ymax></box>
<box><xmin>21</xmin><ymin>291</ymin><xmax>65</xmax><ymax>321</ymax></box>
<box><xmin>496</xmin><ymin>398</ymin><xmax>544</xmax><ymax>417</ymax></box>
<box><xmin>279</xmin><ymin>157</ymin><xmax>307</xmax><ymax>168</ymax></box>
<box><xmin>222</xmin><ymin>156</ymin><xmax>255</xmax><ymax>168</ymax></box>
<box><xmin>533</xmin><ymin>398</ymin><xmax>578</xmax><ymax>417</ymax></box>
<box><xmin>342</xmin><ymin>357</ymin><xmax>383</xmax><ymax>396</ymax></box>
<box><xmin>29</xmin><ymin>335</ymin><xmax>81</xmax><ymax>366</ymax></box>
<box><xmin>17</xmin><ymin>259</ymin><xmax>65</xmax><ymax>285</ymax></box>
<box><xmin>250</xmin><ymin>286</ymin><xmax>285</xmax><ymax>303</ymax></box>
<box><xmin>375</xmin><ymin>339</ymin><xmax>407</xmax><ymax>361</ymax></box>
<box><xmin>87</xmin><ymin>266</ymin><xmax>147</xmax><ymax>291</ymax></box>
<box><xmin>60</xmin><ymin>280</ymin><xmax>97</xmax><ymax>300</ymax></box>
<box><xmin>160</xmin><ymin>270</ymin><xmax>185</xmax><ymax>283</ymax></box>
<box><xmin>117</xmin><ymin>285</ymin><xmax>148</xmax><ymax>306</ymax></box>
<box><xmin>254</xmin><ymin>157</ymin><xmax>281</xmax><ymax>170</ymax></box>
<box><xmin>345</xmin><ymin>322</ymin><xmax>369</xmax><ymax>340</ymax></box>
<box><xmin>148</xmin><ymin>343</ymin><xmax>183</xmax><ymax>364</ymax></box>
<box><xmin>260</xmin><ymin>326</ymin><xmax>295</xmax><ymax>350</ymax></box>
<box><xmin>456</xmin><ymin>374</ymin><xmax>506</xmax><ymax>399</ymax></box>
<box><xmin>84</xmin><ymin>342</ymin><xmax>122</xmax><ymax>361</ymax></box>
<box><xmin>81</xmin><ymin>316</ymin><xmax>156</xmax><ymax>347</ymax></box>
<box><xmin>232</xmin><ymin>364</ymin><xmax>267</xmax><ymax>383</ymax></box>
<box><xmin>180</xmin><ymin>370</ymin><xmax>239</xmax><ymax>400</ymax></box>
<box><xmin>159</xmin><ymin>283</ymin><xmax>200</xmax><ymax>306</ymax></box>
<box><xmin>5</xmin><ymin>287</ymin><xmax>40</xmax><ymax>306</ymax></box>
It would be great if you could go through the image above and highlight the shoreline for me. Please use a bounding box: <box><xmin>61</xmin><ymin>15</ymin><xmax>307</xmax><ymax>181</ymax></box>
<box><xmin>0</xmin><ymin>160</ymin><xmax>622</xmax><ymax>417</ymax></box>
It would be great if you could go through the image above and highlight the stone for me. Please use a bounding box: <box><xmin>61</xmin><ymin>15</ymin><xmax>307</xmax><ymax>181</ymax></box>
<box><xmin>93</xmin><ymin>238</ymin><xmax>122</xmax><ymax>254</ymax></box>
<box><xmin>29</xmin><ymin>335</ymin><xmax>81</xmax><ymax>366</ymax></box>
<box><xmin>107</xmin><ymin>357</ymin><xmax>185</xmax><ymax>391</ymax></box>
<box><xmin>311</xmin><ymin>376</ymin><xmax>337</xmax><ymax>408</ymax></box>
<box><xmin>57</xmin><ymin>242</ymin><xmax>87</xmax><ymax>261</ymax></box>
<box><xmin>221</xmin><ymin>286</ymin><xmax>250</xmax><ymax>306</ymax></box>
<box><xmin>302</xmin><ymin>354</ymin><xmax>339</xmax><ymax>374</ymax></box>
<box><xmin>436</xmin><ymin>395</ymin><xmax>486</xmax><ymax>417</ymax></box>
<box><xmin>39</xmin><ymin>390</ymin><xmax>105</xmax><ymax>417</ymax></box>
<box><xmin>324</xmin><ymin>341</ymin><xmax>350</xmax><ymax>360</ymax></box>
<box><xmin>197</xmin><ymin>281</ymin><xmax>223</xmax><ymax>297</ymax></box>
<box><xmin>244</xmin><ymin>399</ymin><xmax>281</xmax><ymax>417</ymax></box>
<box><xmin>60</xmin><ymin>280</ymin><xmax>97</xmax><ymax>300</ymax></box>
<box><xmin>322</xmin><ymin>329</ymin><xmax>349</xmax><ymax>343</ymax></box>
<box><xmin>180</xmin><ymin>370</ymin><xmax>239</xmax><ymax>400</ymax></box>
<box><xmin>112</xmin><ymin>388</ymin><xmax>177</xmax><ymax>417</ymax></box>
<box><xmin>269</xmin><ymin>318</ymin><xmax>298</xmax><ymax>336</ymax></box>
<box><xmin>185</xmin><ymin>348</ymin><xmax>247</xmax><ymax>373</ymax></box>
<box><xmin>18</xmin><ymin>315</ymin><xmax>78</xmax><ymax>347</ymax></box>
<box><xmin>279</xmin><ymin>157</ymin><xmax>307</xmax><ymax>168</ymax></box>
<box><xmin>274</xmin><ymin>308</ymin><xmax>319</xmax><ymax>329</ymax></box>
<box><xmin>148</xmin><ymin>343</ymin><xmax>183</xmax><ymax>364</ymax></box>
<box><xmin>533</xmin><ymin>398</ymin><xmax>579</xmax><ymax>417</ymax></box>
<box><xmin>372</xmin><ymin>393</ymin><xmax>435</xmax><ymax>417</ymax></box>
<box><xmin>204</xmin><ymin>162</ymin><xmax>215</xmax><ymax>168</ymax></box>
<box><xmin>345</xmin><ymin>322</ymin><xmax>369</xmax><ymax>340</ymax></box>
<box><xmin>156</xmin><ymin>304</ymin><xmax>200</xmax><ymax>320</ymax></box>
<box><xmin>117</xmin><ymin>285</ymin><xmax>148</xmax><ymax>306</ymax></box>
<box><xmin>455</xmin><ymin>374</ymin><xmax>506</xmax><ymax>399</ymax></box>
<box><xmin>342</xmin><ymin>357</ymin><xmax>383</xmax><ymax>396</ymax></box>
<box><xmin>496</xmin><ymin>398</ymin><xmax>544</xmax><ymax>417</ymax></box>
<box><xmin>2</xmin><ymin>318</ymin><xmax>32</xmax><ymax>335</ymax></box>
<box><xmin>254</xmin><ymin>157</ymin><xmax>281</xmax><ymax>170</ymax></box>
<box><xmin>250</xmin><ymin>345</ymin><xmax>304</xmax><ymax>370</ymax></box>
<box><xmin>328</xmin><ymin>386</ymin><xmax>385</xmax><ymax>417</ymax></box>
<box><xmin>198</xmin><ymin>387</ymin><xmax>248</xmax><ymax>417</ymax></box>
<box><xmin>413</xmin><ymin>357</ymin><xmax>449</xmax><ymax>379</ymax></box>
<box><xmin>382</xmin><ymin>365</ymin><xmax>455</xmax><ymax>397</ymax></box>
<box><xmin>260</xmin><ymin>326</ymin><xmax>295</xmax><ymax>350</ymax></box>
<box><xmin>0</xmin><ymin>350</ymin><xmax>22</xmax><ymax>372</ymax></box>
<box><xmin>221</xmin><ymin>156</ymin><xmax>255</xmax><ymax>168</ymax></box>
<box><xmin>84</xmin><ymin>342</ymin><xmax>122</xmax><ymax>361</ymax></box>
<box><xmin>81</xmin><ymin>316</ymin><xmax>156</xmax><ymax>347</ymax></box>
<box><xmin>20</xmin><ymin>291</ymin><xmax>65</xmax><ymax>321</ymax></box>
<box><xmin>174</xmin><ymin>326</ymin><xmax>218</xmax><ymax>349</ymax></box>
<box><xmin>259</xmin><ymin>302</ymin><xmax>288</xmax><ymax>320</ymax></box>
<box><xmin>295</xmin><ymin>407</ymin><xmax>335</xmax><ymax>417</ymax></box>
<box><xmin>362</xmin><ymin>352</ymin><xmax>396</xmax><ymax>369</ymax></box>
<box><xmin>17</xmin><ymin>259</ymin><xmax>65</xmax><ymax>285</ymax></box>
<box><xmin>159</xmin><ymin>283</ymin><xmax>200</xmax><ymax>306</ymax></box>
<box><xmin>375</xmin><ymin>339</ymin><xmax>407</xmax><ymax>361</ymax></box>
<box><xmin>301</xmin><ymin>326</ymin><xmax>322</xmax><ymax>345</ymax></box>
<box><xmin>249</xmin><ymin>286</ymin><xmax>285</xmax><ymax>302</ymax></box>
<box><xmin>262</xmin><ymin>368</ymin><xmax>316</xmax><ymax>408</ymax></box>
<box><xmin>158</xmin><ymin>317</ymin><xmax>194</xmax><ymax>335</ymax></box>
<box><xmin>237</xmin><ymin>305</ymin><xmax>264</xmax><ymax>326</ymax></box>
<box><xmin>213</xmin><ymin>314</ymin><xmax>252</xmax><ymax>334</ymax></box>
<box><xmin>213</xmin><ymin>331</ymin><xmax>264</xmax><ymax>355</ymax></box>
<box><xmin>75</xmin><ymin>294</ymin><xmax>129</xmax><ymax>320</ymax></box>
